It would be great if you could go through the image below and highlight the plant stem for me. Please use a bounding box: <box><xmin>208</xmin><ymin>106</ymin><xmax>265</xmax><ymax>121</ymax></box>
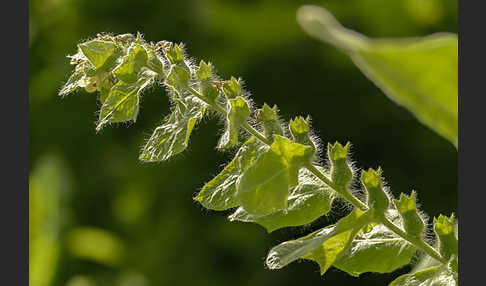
<box><xmin>305</xmin><ymin>164</ymin><xmax>368</xmax><ymax>211</ymax></box>
<box><xmin>380</xmin><ymin>216</ymin><xmax>447</xmax><ymax>264</ymax></box>
<box><xmin>187</xmin><ymin>84</ymin><xmax>446</xmax><ymax>264</ymax></box>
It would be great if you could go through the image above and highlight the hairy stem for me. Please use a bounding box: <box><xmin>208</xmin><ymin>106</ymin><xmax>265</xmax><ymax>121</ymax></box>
<box><xmin>187</xmin><ymin>84</ymin><xmax>446</xmax><ymax>264</ymax></box>
<box><xmin>380</xmin><ymin>216</ymin><xmax>447</xmax><ymax>264</ymax></box>
<box><xmin>305</xmin><ymin>163</ymin><xmax>369</xmax><ymax>211</ymax></box>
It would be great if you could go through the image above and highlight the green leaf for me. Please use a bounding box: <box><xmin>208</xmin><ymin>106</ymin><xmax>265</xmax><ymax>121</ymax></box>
<box><xmin>218</xmin><ymin>96</ymin><xmax>251</xmax><ymax>149</ymax></box>
<box><xmin>389</xmin><ymin>257</ymin><xmax>458</xmax><ymax>286</ymax></box>
<box><xmin>266</xmin><ymin>209</ymin><xmax>371</xmax><ymax>273</ymax></box>
<box><xmin>237</xmin><ymin>135</ymin><xmax>314</xmax><ymax>215</ymax></box>
<box><xmin>144</xmin><ymin>44</ymin><xmax>165</xmax><ymax>75</ymax></box>
<box><xmin>297</xmin><ymin>5</ymin><xmax>458</xmax><ymax>148</ymax></box>
<box><xmin>165</xmin><ymin>65</ymin><xmax>191</xmax><ymax>91</ymax></box>
<box><xmin>194</xmin><ymin>137</ymin><xmax>267</xmax><ymax>210</ymax></box>
<box><xmin>66</xmin><ymin>227</ymin><xmax>124</xmax><ymax>266</ymax></box>
<box><xmin>333</xmin><ymin>214</ymin><xmax>416</xmax><ymax>276</ymax></box>
<box><xmin>113</xmin><ymin>43</ymin><xmax>149</xmax><ymax>83</ymax></box>
<box><xmin>79</xmin><ymin>40</ymin><xmax>118</xmax><ymax>70</ymax></box>
<box><xmin>59</xmin><ymin>69</ymin><xmax>85</xmax><ymax>97</ymax></box>
<box><xmin>139</xmin><ymin>95</ymin><xmax>207</xmax><ymax>162</ymax></box>
<box><xmin>96</xmin><ymin>70</ymin><xmax>156</xmax><ymax>131</ymax></box>
<box><xmin>229</xmin><ymin>166</ymin><xmax>335</xmax><ymax>232</ymax></box>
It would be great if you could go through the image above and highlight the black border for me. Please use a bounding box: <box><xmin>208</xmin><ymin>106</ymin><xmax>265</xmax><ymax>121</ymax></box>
<box><xmin>458</xmin><ymin>0</ymin><xmax>484</xmax><ymax>284</ymax></box>
<box><xmin>3</xmin><ymin>0</ymin><xmax>29</xmax><ymax>284</ymax></box>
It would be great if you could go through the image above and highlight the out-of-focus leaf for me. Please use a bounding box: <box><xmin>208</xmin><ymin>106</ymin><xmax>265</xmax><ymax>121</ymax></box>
<box><xmin>66</xmin><ymin>227</ymin><xmax>124</xmax><ymax>266</ymax></box>
<box><xmin>229</xmin><ymin>167</ymin><xmax>334</xmax><ymax>232</ymax></box>
<box><xmin>139</xmin><ymin>95</ymin><xmax>207</xmax><ymax>162</ymax></box>
<box><xmin>194</xmin><ymin>137</ymin><xmax>267</xmax><ymax>210</ymax></box>
<box><xmin>29</xmin><ymin>155</ymin><xmax>66</xmax><ymax>286</ymax></box>
<box><xmin>297</xmin><ymin>5</ymin><xmax>458</xmax><ymax>147</ymax></box>
<box><xmin>237</xmin><ymin>135</ymin><xmax>314</xmax><ymax>215</ymax></box>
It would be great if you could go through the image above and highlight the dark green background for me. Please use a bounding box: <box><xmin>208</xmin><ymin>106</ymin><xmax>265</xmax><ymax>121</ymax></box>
<box><xmin>29</xmin><ymin>0</ymin><xmax>457</xmax><ymax>285</ymax></box>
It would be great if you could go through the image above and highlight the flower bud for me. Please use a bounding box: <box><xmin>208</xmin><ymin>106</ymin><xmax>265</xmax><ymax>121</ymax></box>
<box><xmin>393</xmin><ymin>191</ymin><xmax>425</xmax><ymax>238</ymax></box>
<box><xmin>222</xmin><ymin>77</ymin><xmax>242</xmax><ymax>99</ymax></box>
<box><xmin>328</xmin><ymin>142</ymin><xmax>353</xmax><ymax>190</ymax></box>
<box><xmin>289</xmin><ymin>116</ymin><xmax>315</xmax><ymax>150</ymax></box>
<box><xmin>256</xmin><ymin>104</ymin><xmax>284</xmax><ymax>140</ymax></box>
<box><xmin>434</xmin><ymin>214</ymin><xmax>458</xmax><ymax>260</ymax></box>
<box><xmin>361</xmin><ymin>168</ymin><xmax>390</xmax><ymax>214</ymax></box>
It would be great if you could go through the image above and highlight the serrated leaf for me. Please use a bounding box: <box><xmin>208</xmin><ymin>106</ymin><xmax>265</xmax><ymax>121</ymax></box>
<box><xmin>333</xmin><ymin>221</ymin><xmax>416</xmax><ymax>276</ymax></box>
<box><xmin>59</xmin><ymin>69</ymin><xmax>85</xmax><ymax>97</ymax></box>
<box><xmin>389</xmin><ymin>257</ymin><xmax>458</xmax><ymax>286</ymax></box>
<box><xmin>79</xmin><ymin>40</ymin><xmax>118</xmax><ymax>70</ymax></box>
<box><xmin>266</xmin><ymin>209</ymin><xmax>370</xmax><ymax>273</ymax></box>
<box><xmin>113</xmin><ymin>43</ymin><xmax>148</xmax><ymax>83</ymax></box>
<box><xmin>297</xmin><ymin>5</ymin><xmax>458</xmax><ymax>148</ymax></box>
<box><xmin>96</xmin><ymin>70</ymin><xmax>156</xmax><ymax>131</ymax></box>
<box><xmin>139</xmin><ymin>95</ymin><xmax>207</xmax><ymax>162</ymax></box>
<box><xmin>229</xmin><ymin>167</ymin><xmax>335</xmax><ymax>232</ymax></box>
<box><xmin>194</xmin><ymin>137</ymin><xmax>267</xmax><ymax>210</ymax></box>
<box><xmin>237</xmin><ymin>135</ymin><xmax>314</xmax><ymax>215</ymax></box>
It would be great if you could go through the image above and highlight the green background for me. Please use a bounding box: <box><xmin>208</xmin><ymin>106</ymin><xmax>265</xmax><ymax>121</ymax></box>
<box><xmin>29</xmin><ymin>0</ymin><xmax>457</xmax><ymax>285</ymax></box>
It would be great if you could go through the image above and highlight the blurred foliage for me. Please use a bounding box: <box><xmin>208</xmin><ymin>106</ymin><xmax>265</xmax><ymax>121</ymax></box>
<box><xmin>29</xmin><ymin>0</ymin><xmax>457</xmax><ymax>285</ymax></box>
<box><xmin>297</xmin><ymin>5</ymin><xmax>458</xmax><ymax>147</ymax></box>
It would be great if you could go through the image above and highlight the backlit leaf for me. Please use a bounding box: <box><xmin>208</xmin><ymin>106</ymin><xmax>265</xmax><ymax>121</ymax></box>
<box><xmin>297</xmin><ymin>5</ymin><xmax>458</xmax><ymax>147</ymax></box>
<box><xmin>237</xmin><ymin>135</ymin><xmax>314</xmax><ymax>215</ymax></box>
<box><xmin>113</xmin><ymin>43</ymin><xmax>149</xmax><ymax>83</ymax></box>
<box><xmin>389</xmin><ymin>257</ymin><xmax>458</xmax><ymax>286</ymax></box>
<box><xmin>265</xmin><ymin>209</ymin><xmax>371</xmax><ymax>273</ymax></box>
<box><xmin>194</xmin><ymin>137</ymin><xmax>267</xmax><ymax>210</ymax></box>
<box><xmin>96</xmin><ymin>70</ymin><xmax>156</xmax><ymax>131</ymax></box>
<box><xmin>229</xmin><ymin>167</ymin><xmax>335</xmax><ymax>232</ymax></box>
<box><xmin>139</xmin><ymin>95</ymin><xmax>207</xmax><ymax>162</ymax></box>
<box><xmin>333</xmin><ymin>217</ymin><xmax>416</xmax><ymax>276</ymax></box>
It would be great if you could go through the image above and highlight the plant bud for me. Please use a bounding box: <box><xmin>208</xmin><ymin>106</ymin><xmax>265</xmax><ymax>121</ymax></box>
<box><xmin>222</xmin><ymin>76</ymin><xmax>242</xmax><ymax>99</ymax></box>
<box><xmin>289</xmin><ymin>116</ymin><xmax>315</xmax><ymax>150</ymax></box>
<box><xmin>196</xmin><ymin>60</ymin><xmax>213</xmax><ymax>81</ymax></box>
<box><xmin>166</xmin><ymin>65</ymin><xmax>190</xmax><ymax>89</ymax></box>
<box><xmin>328</xmin><ymin>142</ymin><xmax>353</xmax><ymax>190</ymax></box>
<box><xmin>393</xmin><ymin>191</ymin><xmax>425</xmax><ymax>238</ymax></box>
<box><xmin>256</xmin><ymin>104</ymin><xmax>284</xmax><ymax>140</ymax></box>
<box><xmin>218</xmin><ymin>96</ymin><xmax>251</xmax><ymax>149</ymax></box>
<box><xmin>434</xmin><ymin>214</ymin><xmax>458</xmax><ymax>260</ymax></box>
<box><xmin>361</xmin><ymin>168</ymin><xmax>390</xmax><ymax>214</ymax></box>
<box><xmin>164</xmin><ymin>43</ymin><xmax>185</xmax><ymax>64</ymax></box>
